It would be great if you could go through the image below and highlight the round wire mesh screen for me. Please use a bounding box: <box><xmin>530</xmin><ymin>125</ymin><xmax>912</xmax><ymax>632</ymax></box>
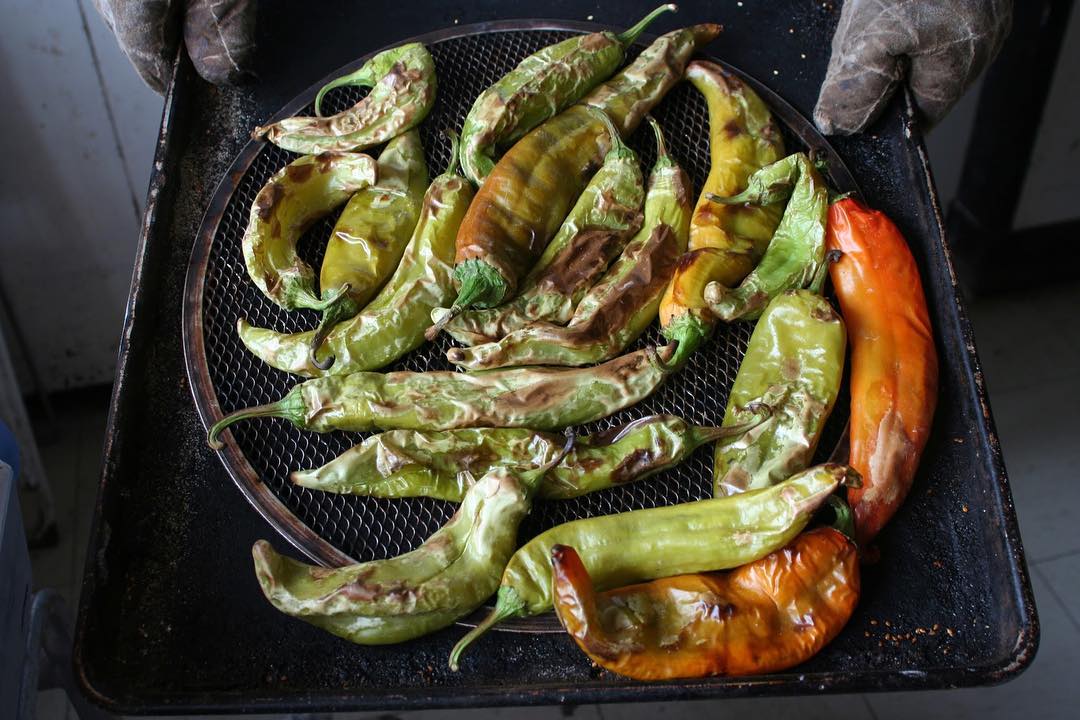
<box><xmin>186</xmin><ymin>25</ymin><xmax>853</xmax><ymax>631</ymax></box>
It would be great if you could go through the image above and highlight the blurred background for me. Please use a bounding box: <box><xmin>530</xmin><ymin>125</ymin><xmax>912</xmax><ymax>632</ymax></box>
<box><xmin>1</xmin><ymin>1</ymin><xmax>1077</xmax><ymax>719</ymax></box>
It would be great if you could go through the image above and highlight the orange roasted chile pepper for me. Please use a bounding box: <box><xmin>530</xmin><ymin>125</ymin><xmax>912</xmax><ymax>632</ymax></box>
<box><xmin>826</xmin><ymin>198</ymin><xmax>938</xmax><ymax>545</ymax></box>
<box><xmin>550</xmin><ymin>523</ymin><xmax>859</xmax><ymax>680</ymax></box>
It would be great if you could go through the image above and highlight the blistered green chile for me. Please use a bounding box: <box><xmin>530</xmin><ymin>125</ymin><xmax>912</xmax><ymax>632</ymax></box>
<box><xmin>449</xmin><ymin>463</ymin><xmax>858</xmax><ymax>668</ymax></box>
<box><xmin>253</xmin><ymin>43</ymin><xmax>436</xmax><ymax>154</ymax></box>
<box><xmin>459</xmin><ymin>4</ymin><xmax>675</xmax><ymax>186</ymax></box>
<box><xmin>207</xmin><ymin>344</ymin><xmax>676</xmax><ymax>448</ymax></box>
<box><xmin>714</xmin><ymin>290</ymin><xmax>846</xmax><ymax>496</ymax></box>
<box><xmin>252</xmin><ymin>435</ymin><xmax>571</xmax><ymax>645</ymax></box>
<box><xmin>439</xmin><ymin>114</ymin><xmax>646</xmax><ymax>346</ymax></box>
<box><xmin>704</xmin><ymin>153</ymin><xmax>829</xmax><ymax>321</ymax></box>
<box><xmin>239</xmin><ymin>134</ymin><xmax>471</xmax><ymax>376</ymax></box>
<box><xmin>447</xmin><ymin>117</ymin><xmax>690</xmax><ymax>370</ymax></box>
<box><xmin>292</xmin><ymin>412</ymin><xmax>768</xmax><ymax>502</ymax></box>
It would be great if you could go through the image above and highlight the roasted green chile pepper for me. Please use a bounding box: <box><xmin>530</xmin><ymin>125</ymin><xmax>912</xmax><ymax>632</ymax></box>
<box><xmin>207</xmin><ymin>343</ymin><xmax>676</xmax><ymax>448</ymax></box>
<box><xmin>239</xmin><ymin>134</ymin><xmax>471</xmax><ymax>376</ymax></box>
<box><xmin>252</xmin><ymin>433</ymin><xmax>573</xmax><ymax>645</ymax></box>
<box><xmin>436</xmin><ymin>108</ymin><xmax>646</xmax><ymax>346</ymax></box>
<box><xmin>704</xmin><ymin>153</ymin><xmax>829</xmax><ymax>321</ymax></box>
<box><xmin>435</xmin><ymin>24</ymin><xmax>721</xmax><ymax>321</ymax></box>
<box><xmin>715</xmin><ymin>289</ymin><xmax>845</xmax><ymax>496</ymax></box>
<box><xmin>241</xmin><ymin>151</ymin><xmax>378</xmax><ymax>311</ymax></box>
<box><xmin>449</xmin><ymin>463</ymin><xmax>858</xmax><ymax>668</ymax></box>
<box><xmin>292</xmin><ymin>411</ymin><xmax>768</xmax><ymax>502</ymax></box>
<box><xmin>253</xmin><ymin>43</ymin><xmax>436</xmax><ymax>154</ymax></box>
<box><xmin>446</xmin><ymin>117</ymin><xmax>691</xmax><ymax>371</ymax></box>
<box><xmin>459</xmin><ymin>4</ymin><xmax>676</xmax><ymax>186</ymax></box>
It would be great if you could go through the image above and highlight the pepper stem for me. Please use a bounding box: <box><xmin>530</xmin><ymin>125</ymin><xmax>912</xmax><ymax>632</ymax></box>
<box><xmin>583</xmin><ymin>105</ymin><xmax>632</xmax><ymax>160</ymax></box>
<box><xmin>308</xmin><ymin>289</ymin><xmax>358</xmax><ymax>371</ymax></box>
<box><xmin>646</xmin><ymin>115</ymin><xmax>672</xmax><ymax>165</ymax></box>
<box><xmin>442</xmin><ymin>129</ymin><xmax>461</xmax><ymax>177</ymax></box>
<box><xmin>808</xmin><ymin>249</ymin><xmax>842</xmax><ymax>295</ymax></box>
<box><xmin>449</xmin><ymin>587</ymin><xmax>524</xmax><ymax>671</ymax></box>
<box><xmin>208</xmin><ymin>401</ymin><xmax>287</xmax><ymax>450</ymax></box>
<box><xmin>615</xmin><ymin>4</ymin><xmax>678</xmax><ymax>47</ymax></box>
<box><xmin>826</xmin><ymin>494</ymin><xmax>857</xmax><ymax>543</ymax></box>
<box><xmin>693</xmin><ymin>402</ymin><xmax>772</xmax><ymax>444</ymax></box>
<box><xmin>291</xmin><ymin>282</ymin><xmax>351</xmax><ymax>313</ymax></box>
<box><xmin>314</xmin><ymin>71</ymin><xmax>374</xmax><ymax>117</ymax></box>
<box><xmin>661</xmin><ymin>313</ymin><xmax>709</xmax><ymax>369</ymax></box>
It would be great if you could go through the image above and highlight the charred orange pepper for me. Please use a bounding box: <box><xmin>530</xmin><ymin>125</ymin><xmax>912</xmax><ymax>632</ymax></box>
<box><xmin>551</xmin><ymin>521</ymin><xmax>859</xmax><ymax>680</ymax></box>
<box><xmin>826</xmin><ymin>198</ymin><xmax>939</xmax><ymax>545</ymax></box>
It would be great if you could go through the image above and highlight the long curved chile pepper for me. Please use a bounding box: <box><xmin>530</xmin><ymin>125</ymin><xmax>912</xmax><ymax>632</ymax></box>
<box><xmin>826</xmin><ymin>198</ymin><xmax>938</xmax><ymax>545</ymax></box>
<box><xmin>241</xmin><ymin>152</ymin><xmax>377</xmax><ymax>311</ymax></box>
<box><xmin>238</xmin><ymin>130</ymin><xmax>430</xmax><ymax>370</ymax></box>
<box><xmin>448</xmin><ymin>463</ymin><xmax>859</xmax><ymax>669</ymax></box>
<box><xmin>437</xmin><ymin>110</ymin><xmax>646</xmax><ymax>346</ymax></box>
<box><xmin>431</xmin><ymin>24</ymin><xmax>722</xmax><ymax>329</ymax></box>
<box><xmin>659</xmin><ymin>61</ymin><xmax>785</xmax><ymax>366</ymax></box>
<box><xmin>714</xmin><ymin>287</ymin><xmax>846</xmax><ymax>496</ymax></box>
<box><xmin>239</xmin><ymin>134</ymin><xmax>470</xmax><ymax>376</ymax></box>
<box><xmin>292</xmin><ymin>410</ymin><xmax>768</xmax><ymax>502</ymax></box>
<box><xmin>252</xmin><ymin>432</ymin><xmax>574</xmax><ymax>645</ymax></box>
<box><xmin>253</xmin><ymin>43</ymin><xmax>436</xmax><ymax>154</ymax></box>
<box><xmin>550</xmin><ymin>505</ymin><xmax>860</xmax><ymax>680</ymax></box>
<box><xmin>206</xmin><ymin>343</ymin><xmax>676</xmax><ymax>448</ymax></box>
<box><xmin>703</xmin><ymin>153</ymin><xmax>829</xmax><ymax>322</ymax></box>
<box><xmin>446</xmin><ymin>117</ymin><xmax>691</xmax><ymax>371</ymax></box>
<box><xmin>460</xmin><ymin>4</ymin><xmax>677</xmax><ymax>186</ymax></box>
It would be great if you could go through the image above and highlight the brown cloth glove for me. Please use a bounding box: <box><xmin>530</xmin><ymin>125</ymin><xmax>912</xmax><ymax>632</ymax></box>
<box><xmin>95</xmin><ymin>0</ymin><xmax>256</xmax><ymax>94</ymax></box>
<box><xmin>814</xmin><ymin>0</ymin><xmax>1012</xmax><ymax>135</ymax></box>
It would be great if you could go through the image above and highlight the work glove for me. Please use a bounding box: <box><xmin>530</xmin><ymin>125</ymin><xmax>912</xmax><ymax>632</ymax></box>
<box><xmin>814</xmin><ymin>0</ymin><xmax>1012</xmax><ymax>135</ymax></box>
<box><xmin>95</xmin><ymin>0</ymin><xmax>256</xmax><ymax>94</ymax></box>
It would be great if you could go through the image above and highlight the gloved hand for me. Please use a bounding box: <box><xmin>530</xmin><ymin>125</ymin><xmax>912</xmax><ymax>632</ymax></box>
<box><xmin>95</xmin><ymin>0</ymin><xmax>256</xmax><ymax>94</ymax></box>
<box><xmin>814</xmin><ymin>0</ymin><xmax>1012</xmax><ymax>135</ymax></box>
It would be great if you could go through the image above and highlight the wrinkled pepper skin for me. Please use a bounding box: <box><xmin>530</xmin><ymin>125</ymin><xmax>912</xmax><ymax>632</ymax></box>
<box><xmin>239</xmin><ymin>135</ymin><xmax>470</xmax><ymax>376</ymax></box>
<box><xmin>715</xmin><ymin>290</ymin><xmax>845</xmax><ymax>496</ymax></box>
<box><xmin>308</xmin><ymin>130</ymin><xmax>430</xmax><ymax>355</ymax></box>
<box><xmin>459</xmin><ymin>4</ymin><xmax>676</xmax><ymax>186</ymax></box>
<box><xmin>704</xmin><ymin>153</ymin><xmax>829</xmax><ymax>322</ymax></box>
<box><xmin>292</xmin><ymin>412</ymin><xmax>767</xmax><ymax>502</ymax></box>
<box><xmin>252</xmin><ymin>440</ymin><xmax>569</xmax><ymax>645</ymax></box>
<box><xmin>550</xmin><ymin>526</ymin><xmax>859</xmax><ymax>679</ymax></box>
<box><xmin>253</xmin><ymin>43</ymin><xmax>436</xmax><ymax>154</ymax></box>
<box><xmin>438</xmin><ymin>113</ymin><xmax>646</xmax><ymax>346</ymax></box>
<box><xmin>442</xmin><ymin>24</ymin><xmax>722</xmax><ymax>316</ymax></box>
<box><xmin>241</xmin><ymin>152</ymin><xmax>377</xmax><ymax>311</ymax></box>
<box><xmin>207</xmin><ymin>344</ymin><xmax>676</xmax><ymax>448</ymax></box>
<box><xmin>449</xmin><ymin>463</ymin><xmax>857</xmax><ymax>668</ymax></box>
<box><xmin>827</xmin><ymin>198</ymin><xmax>938</xmax><ymax>545</ymax></box>
<box><xmin>446</xmin><ymin>118</ymin><xmax>691</xmax><ymax>371</ymax></box>
<box><xmin>659</xmin><ymin>63</ymin><xmax>784</xmax><ymax>365</ymax></box>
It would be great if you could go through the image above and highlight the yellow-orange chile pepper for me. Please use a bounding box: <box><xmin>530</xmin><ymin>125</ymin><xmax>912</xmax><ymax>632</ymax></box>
<box><xmin>659</xmin><ymin>61</ymin><xmax>784</xmax><ymax>366</ymax></box>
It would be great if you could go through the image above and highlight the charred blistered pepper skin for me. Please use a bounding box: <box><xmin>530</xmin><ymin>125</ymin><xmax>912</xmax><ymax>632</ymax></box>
<box><xmin>292</xmin><ymin>412</ymin><xmax>768</xmax><ymax>502</ymax></box>
<box><xmin>446</xmin><ymin>117</ymin><xmax>691</xmax><ymax>371</ymax></box>
<box><xmin>459</xmin><ymin>4</ymin><xmax>676</xmax><ymax>186</ymax></box>
<box><xmin>551</xmin><ymin>525</ymin><xmax>859</xmax><ymax>679</ymax></box>
<box><xmin>715</xmin><ymin>290</ymin><xmax>845</xmax><ymax>496</ymax></box>
<box><xmin>207</xmin><ymin>344</ymin><xmax>676</xmax><ymax>447</ymax></box>
<box><xmin>434</xmin><ymin>24</ymin><xmax>722</xmax><ymax>324</ymax></box>
<box><xmin>252</xmin><ymin>435</ymin><xmax>572</xmax><ymax>645</ymax></box>
<box><xmin>241</xmin><ymin>151</ymin><xmax>377</xmax><ymax>311</ymax></box>
<box><xmin>449</xmin><ymin>463</ymin><xmax>858</xmax><ymax>668</ymax></box>
<box><xmin>704</xmin><ymin>153</ymin><xmax>829</xmax><ymax>322</ymax></box>
<box><xmin>826</xmin><ymin>198</ymin><xmax>938</xmax><ymax>545</ymax></box>
<box><xmin>239</xmin><ymin>133</ymin><xmax>470</xmax><ymax>376</ymax></box>
<box><xmin>253</xmin><ymin>43</ymin><xmax>436</xmax><ymax>155</ymax></box>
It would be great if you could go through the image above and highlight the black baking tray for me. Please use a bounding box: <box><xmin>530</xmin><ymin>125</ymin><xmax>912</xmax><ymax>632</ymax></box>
<box><xmin>74</xmin><ymin>0</ymin><xmax>1037</xmax><ymax>714</ymax></box>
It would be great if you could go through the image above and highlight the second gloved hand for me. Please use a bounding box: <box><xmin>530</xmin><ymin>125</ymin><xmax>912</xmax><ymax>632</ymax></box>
<box><xmin>814</xmin><ymin>0</ymin><xmax>1012</xmax><ymax>135</ymax></box>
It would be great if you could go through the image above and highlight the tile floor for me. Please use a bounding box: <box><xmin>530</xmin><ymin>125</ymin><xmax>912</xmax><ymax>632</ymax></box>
<box><xmin>24</xmin><ymin>281</ymin><xmax>1080</xmax><ymax>719</ymax></box>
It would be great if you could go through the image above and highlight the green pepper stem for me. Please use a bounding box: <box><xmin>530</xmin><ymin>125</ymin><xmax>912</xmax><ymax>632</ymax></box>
<box><xmin>661</xmin><ymin>313</ymin><xmax>710</xmax><ymax>369</ymax></box>
<box><xmin>645</xmin><ymin>115</ymin><xmax>674</xmax><ymax>167</ymax></box>
<box><xmin>308</xmin><ymin>289</ymin><xmax>359</xmax><ymax>370</ymax></box>
<box><xmin>208</xmin><ymin>401</ymin><xmax>288</xmax><ymax>450</ymax></box>
<box><xmin>826</xmin><ymin>494</ymin><xmax>857</xmax><ymax>543</ymax></box>
<box><xmin>449</xmin><ymin>587</ymin><xmax>524</xmax><ymax>671</ymax></box>
<box><xmin>583</xmin><ymin>105</ymin><xmax>632</xmax><ymax>160</ymax></box>
<box><xmin>615</xmin><ymin>4</ymin><xmax>678</xmax><ymax>47</ymax></box>
<box><xmin>314</xmin><ymin>72</ymin><xmax>375</xmax><ymax>117</ymax></box>
<box><xmin>694</xmin><ymin>403</ymin><xmax>772</xmax><ymax>445</ymax></box>
<box><xmin>808</xmin><ymin>249</ymin><xmax>842</xmax><ymax>295</ymax></box>
<box><xmin>290</xmin><ymin>282</ymin><xmax>351</xmax><ymax>313</ymax></box>
<box><xmin>442</xmin><ymin>129</ymin><xmax>461</xmax><ymax>177</ymax></box>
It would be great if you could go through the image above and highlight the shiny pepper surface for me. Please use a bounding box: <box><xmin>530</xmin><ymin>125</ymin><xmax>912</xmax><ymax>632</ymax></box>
<box><xmin>715</xmin><ymin>290</ymin><xmax>845</xmax><ymax>496</ymax></box>
<box><xmin>253</xmin><ymin>43</ymin><xmax>436</xmax><ymax>154</ymax></box>
<box><xmin>449</xmin><ymin>463</ymin><xmax>857</xmax><ymax>669</ymax></box>
<box><xmin>550</xmin><ymin>525</ymin><xmax>859</xmax><ymax>679</ymax></box>
<box><xmin>459</xmin><ymin>4</ymin><xmax>675</xmax><ymax>186</ymax></box>
<box><xmin>241</xmin><ymin>152</ymin><xmax>377</xmax><ymax>311</ymax></box>
<box><xmin>239</xmin><ymin>133</ymin><xmax>469</xmax><ymax>376</ymax></box>
<box><xmin>827</xmin><ymin>198</ymin><xmax>938</xmax><ymax>545</ymax></box>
